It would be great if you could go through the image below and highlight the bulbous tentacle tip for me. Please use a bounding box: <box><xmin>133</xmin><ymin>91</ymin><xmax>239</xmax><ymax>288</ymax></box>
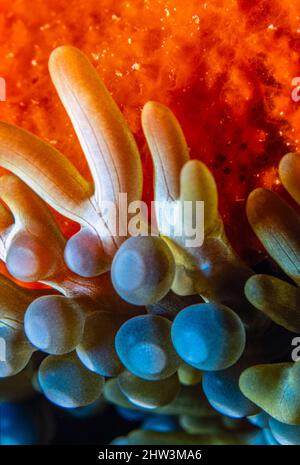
<box><xmin>111</xmin><ymin>236</ymin><xmax>175</xmax><ymax>306</ymax></box>
<box><xmin>76</xmin><ymin>311</ymin><xmax>125</xmax><ymax>377</ymax></box>
<box><xmin>172</xmin><ymin>303</ymin><xmax>246</xmax><ymax>372</ymax></box>
<box><xmin>38</xmin><ymin>352</ymin><xmax>105</xmax><ymax>408</ymax></box>
<box><xmin>117</xmin><ymin>370</ymin><xmax>180</xmax><ymax>409</ymax></box>
<box><xmin>64</xmin><ymin>228</ymin><xmax>112</xmax><ymax>278</ymax></box>
<box><xmin>24</xmin><ymin>295</ymin><xmax>85</xmax><ymax>355</ymax></box>
<box><xmin>6</xmin><ymin>233</ymin><xmax>60</xmax><ymax>282</ymax></box>
<box><xmin>115</xmin><ymin>314</ymin><xmax>180</xmax><ymax>381</ymax></box>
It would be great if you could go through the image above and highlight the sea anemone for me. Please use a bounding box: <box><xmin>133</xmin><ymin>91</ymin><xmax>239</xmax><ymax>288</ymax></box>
<box><xmin>0</xmin><ymin>46</ymin><xmax>300</xmax><ymax>445</ymax></box>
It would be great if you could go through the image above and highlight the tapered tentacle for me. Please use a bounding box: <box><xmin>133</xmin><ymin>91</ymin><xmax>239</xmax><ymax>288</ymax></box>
<box><xmin>247</xmin><ymin>188</ymin><xmax>300</xmax><ymax>286</ymax></box>
<box><xmin>49</xmin><ymin>46</ymin><xmax>143</xmax><ymax>207</ymax></box>
<box><xmin>0</xmin><ymin>175</ymin><xmax>65</xmax><ymax>282</ymax></box>
<box><xmin>0</xmin><ymin>122</ymin><xmax>96</xmax><ymax>227</ymax></box>
<box><xmin>142</xmin><ymin>101</ymin><xmax>223</xmax><ymax>249</ymax></box>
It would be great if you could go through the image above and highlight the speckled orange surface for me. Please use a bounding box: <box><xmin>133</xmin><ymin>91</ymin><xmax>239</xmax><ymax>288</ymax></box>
<box><xmin>1</xmin><ymin>0</ymin><xmax>300</xmax><ymax>261</ymax></box>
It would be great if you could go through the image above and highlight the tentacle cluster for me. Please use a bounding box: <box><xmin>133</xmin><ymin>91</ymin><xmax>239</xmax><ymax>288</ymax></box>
<box><xmin>1</xmin><ymin>46</ymin><xmax>300</xmax><ymax>445</ymax></box>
